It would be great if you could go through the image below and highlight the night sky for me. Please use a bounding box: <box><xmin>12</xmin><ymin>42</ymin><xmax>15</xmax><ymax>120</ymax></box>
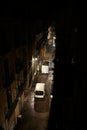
<box><xmin>0</xmin><ymin>1</ymin><xmax>73</xmax><ymax>20</ymax></box>
<box><xmin>0</xmin><ymin>1</ymin><xmax>81</xmax><ymax>65</ymax></box>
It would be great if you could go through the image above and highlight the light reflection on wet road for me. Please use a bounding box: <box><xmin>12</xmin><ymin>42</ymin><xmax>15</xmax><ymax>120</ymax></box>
<box><xmin>21</xmin><ymin>83</ymin><xmax>51</xmax><ymax>130</ymax></box>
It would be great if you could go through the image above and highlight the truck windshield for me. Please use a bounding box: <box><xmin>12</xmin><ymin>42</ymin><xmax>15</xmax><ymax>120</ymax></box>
<box><xmin>35</xmin><ymin>91</ymin><xmax>43</xmax><ymax>95</ymax></box>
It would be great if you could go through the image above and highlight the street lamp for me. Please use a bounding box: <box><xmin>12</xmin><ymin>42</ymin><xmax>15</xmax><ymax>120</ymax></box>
<box><xmin>53</xmin><ymin>36</ymin><xmax>56</xmax><ymax>47</ymax></box>
<box><xmin>34</xmin><ymin>57</ymin><xmax>38</xmax><ymax>61</ymax></box>
<box><xmin>32</xmin><ymin>56</ymin><xmax>38</xmax><ymax>75</ymax></box>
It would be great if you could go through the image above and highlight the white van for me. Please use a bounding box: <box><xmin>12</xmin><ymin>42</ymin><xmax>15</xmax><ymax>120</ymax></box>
<box><xmin>41</xmin><ymin>65</ymin><xmax>49</xmax><ymax>74</ymax></box>
<box><xmin>34</xmin><ymin>83</ymin><xmax>45</xmax><ymax>98</ymax></box>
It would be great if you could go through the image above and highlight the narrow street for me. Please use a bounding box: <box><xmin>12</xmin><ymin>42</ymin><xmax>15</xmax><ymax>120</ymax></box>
<box><xmin>14</xmin><ymin>43</ymin><xmax>55</xmax><ymax>130</ymax></box>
